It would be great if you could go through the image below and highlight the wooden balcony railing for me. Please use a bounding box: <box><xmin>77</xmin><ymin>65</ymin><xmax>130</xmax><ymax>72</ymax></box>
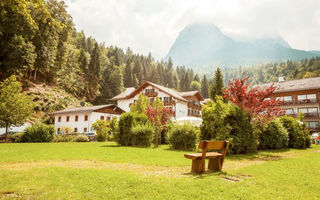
<box><xmin>298</xmin><ymin>99</ymin><xmax>317</xmax><ymax>104</ymax></box>
<box><xmin>188</xmin><ymin>113</ymin><xmax>201</xmax><ymax>117</ymax></box>
<box><xmin>144</xmin><ymin>91</ymin><xmax>158</xmax><ymax>97</ymax></box>
<box><xmin>163</xmin><ymin>100</ymin><xmax>175</xmax><ymax>106</ymax></box>
<box><xmin>188</xmin><ymin>102</ymin><xmax>201</xmax><ymax>110</ymax></box>
<box><xmin>303</xmin><ymin>113</ymin><xmax>319</xmax><ymax>118</ymax></box>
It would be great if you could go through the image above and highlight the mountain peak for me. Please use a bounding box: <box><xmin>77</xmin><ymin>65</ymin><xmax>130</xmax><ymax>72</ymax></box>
<box><xmin>166</xmin><ymin>23</ymin><xmax>317</xmax><ymax>70</ymax></box>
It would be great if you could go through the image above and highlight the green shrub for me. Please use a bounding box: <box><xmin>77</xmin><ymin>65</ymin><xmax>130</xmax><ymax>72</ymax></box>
<box><xmin>72</xmin><ymin>135</ymin><xmax>89</xmax><ymax>142</ymax></box>
<box><xmin>22</xmin><ymin>123</ymin><xmax>55</xmax><ymax>142</ymax></box>
<box><xmin>118</xmin><ymin>112</ymin><xmax>149</xmax><ymax>146</ymax></box>
<box><xmin>280</xmin><ymin>116</ymin><xmax>311</xmax><ymax>149</ymax></box>
<box><xmin>259</xmin><ymin>118</ymin><xmax>289</xmax><ymax>149</ymax></box>
<box><xmin>109</xmin><ymin>117</ymin><xmax>119</xmax><ymax>141</ymax></box>
<box><xmin>131</xmin><ymin>124</ymin><xmax>154</xmax><ymax>146</ymax></box>
<box><xmin>220</xmin><ymin>106</ymin><xmax>257</xmax><ymax>154</ymax></box>
<box><xmin>10</xmin><ymin>132</ymin><xmax>25</xmax><ymax>143</ymax></box>
<box><xmin>92</xmin><ymin>120</ymin><xmax>109</xmax><ymax>142</ymax></box>
<box><xmin>168</xmin><ymin>123</ymin><xmax>198</xmax><ymax>150</ymax></box>
<box><xmin>200</xmin><ymin>97</ymin><xmax>258</xmax><ymax>154</ymax></box>
<box><xmin>52</xmin><ymin>135</ymin><xmax>73</xmax><ymax>142</ymax></box>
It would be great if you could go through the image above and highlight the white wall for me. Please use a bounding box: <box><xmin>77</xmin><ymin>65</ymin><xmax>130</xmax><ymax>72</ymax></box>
<box><xmin>54</xmin><ymin>112</ymin><xmax>121</xmax><ymax>134</ymax></box>
<box><xmin>175</xmin><ymin>101</ymin><xmax>188</xmax><ymax>119</ymax></box>
<box><xmin>116</xmin><ymin>86</ymin><xmax>191</xmax><ymax>119</ymax></box>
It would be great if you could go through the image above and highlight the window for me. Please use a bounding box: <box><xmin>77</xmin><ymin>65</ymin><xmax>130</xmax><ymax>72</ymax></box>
<box><xmin>298</xmin><ymin>107</ymin><xmax>318</xmax><ymax>117</ymax></box>
<box><xmin>285</xmin><ymin>108</ymin><xmax>294</xmax><ymax>115</ymax></box>
<box><xmin>107</xmin><ymin>116</ymin><xmax>111</xmax><ymax>121</ymax></box>
<box><xmin>100</xmin><ymin>116</ymin><xmax>105</xmax><ymax>120</ymax></box>
<box><xmin>307</xmin><ymin>121</ymin><xmax>319</xmax><ymax>129</ymax></box>
<box><xmin>150</xmin><ymin>98</ymin><xmax>154</xmax><ymax>103</ymax></box>
<box><xmin>58</xmin><ymin>116</ymin><xmax>61</xmax><ymax>122</ymax></box>
<box><xmin>298</xmin><ymin>94</ymin><xmax>317</xmax><ymax>103</ymax></box>
<box><xmin>74</xmin><ymin>128</ymin><xmax>78</xmax><ymax>133</ymax></box>
<box><xmin>164</xmin><ymin>97</ymin><xmax>172</xmax><ymax>102</ymax></box>
<box><xmin>283</xmin><ymin>96</ymin><xmax>293</xmax><ymax>103</ymax></box>
<box><xmin>75</xmin><ymin>115</ymin><xmax>78</xmax><ymax>122</ymax></box>
<box><xmin>84</xmin><ymin>128</ymin><xmax>87</xmax><ymax>132</ymax></box>
<box><xmin>66</xmin><ymin>116</ymin><xmax>70</xmax><ymax>122</ymax></box>
<box><xmin>145</xmin><ymin>89</ymin><xmax>154</xmax><ymax>94</ymax></box>
<box><xmin>84</xmin><ymin>115</ymin><xmax>88</xmax><ymax>121</ymax></box>
<box><xmin>57</xmin><ymin>128</ymin><xmax>60</xmax><ymax>133</ymax></box>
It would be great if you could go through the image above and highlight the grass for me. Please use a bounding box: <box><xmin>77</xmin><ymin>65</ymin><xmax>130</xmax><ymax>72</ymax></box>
<box><xmin>0</xmin><ymin>142</ymin><xmax>320</xmax><ymax>199</ymax></box>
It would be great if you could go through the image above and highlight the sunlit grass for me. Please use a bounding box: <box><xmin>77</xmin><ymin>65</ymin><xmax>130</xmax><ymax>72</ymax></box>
<box><xmin>0</xmin><ymin>142</ymin><xmax>319</xmax><ymax>199</ymax></box>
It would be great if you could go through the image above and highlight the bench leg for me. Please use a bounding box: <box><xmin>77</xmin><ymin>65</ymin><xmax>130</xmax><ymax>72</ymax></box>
<box><xmin>191</xmin><ymin>159</ymin><xmax>205</xmax><ymax>173</ymax></box>
<box><xmin>208</xmin><ymin>157</ymin><xmax>222</xmax><ymax>171</ymax></box>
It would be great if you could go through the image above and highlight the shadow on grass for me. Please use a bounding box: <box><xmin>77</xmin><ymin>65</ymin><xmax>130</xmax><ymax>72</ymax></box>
<box><xmin>182</xmin><ymin>170</ymin><xmax>228</xmax><ymax>179</ymax></box>
<box><xmin>226</xmin><ymin>148</ymin><xmax>291</xmax><ymax>162</ymax></box>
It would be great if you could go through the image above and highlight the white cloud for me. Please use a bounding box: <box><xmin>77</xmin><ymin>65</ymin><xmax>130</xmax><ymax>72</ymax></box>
<box><xmin>66</xmin><ymin>0</ymin><xmax>320</xmax><ymax>60</ymax></box>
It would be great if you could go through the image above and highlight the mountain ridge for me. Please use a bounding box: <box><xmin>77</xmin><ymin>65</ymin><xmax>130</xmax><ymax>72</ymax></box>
<box><xmin>166</xmin><ymin>24</ymin><xmax>319</xmax><ymax>71</ymax></box>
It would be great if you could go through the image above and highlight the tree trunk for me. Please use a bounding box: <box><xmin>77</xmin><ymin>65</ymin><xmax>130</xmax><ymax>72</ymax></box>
<box><xmin>5</xmin><ymin>123</ymin><xmax>8</xmax><ymax>142</ymax></box>
<box><xmin>34</xmin><ymin>69</ymin><xmax>37</xmax><ymax>81</ymax></box>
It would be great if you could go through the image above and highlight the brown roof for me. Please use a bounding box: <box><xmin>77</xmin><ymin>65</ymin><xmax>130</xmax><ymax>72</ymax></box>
<box><xmin>49</xmin><ymin>104</ymin><xmax>125</xmax><ymax>115</ymax></box>
<box><xmin>111</xmin><ymin>81</ymin><xmax>190</xmax><ymax>102</ymax></box>
<box><xmin>254</xmin><ymin>77</ymin><xmax>320</xmax><ymax>93</ymax></box>
<box><xmin>180</xmin><ymin>91</ymin><xmax>204</xmax><ymax>101</ymax></box>
<box><xmin>111</xmin><ymin>87</ymin><xmax>135</xmax><ymax>100</ymax></box>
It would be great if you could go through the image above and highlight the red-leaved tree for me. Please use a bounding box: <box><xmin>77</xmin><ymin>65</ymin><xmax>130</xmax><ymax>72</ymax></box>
<box><xmin>145</xmin><ymin>98</ymin><xmax>174</xmax><ymax>147</ymax></box>
<box><xmin>223</xmin><ymin>73</ymin><xmax>283</xmax><ymax>122</ymax></box>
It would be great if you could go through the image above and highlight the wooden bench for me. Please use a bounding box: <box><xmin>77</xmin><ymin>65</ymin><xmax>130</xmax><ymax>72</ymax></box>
<box><xmin>184</xmin><ymin>140</ymin><xmax>229</xmax><ymax>174</ymax></box>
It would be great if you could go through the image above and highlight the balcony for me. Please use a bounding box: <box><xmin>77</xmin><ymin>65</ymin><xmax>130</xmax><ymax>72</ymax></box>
<box><xmin>303</xmin><ymin>112</ymin><xmax>319</xmax><ymax>118</ymax></box>
<box><xmin>283</xmin><ymin>101</ymin><xmax>293</xmax><ymax>105</ymax></box>
<box><xmin>297</xmin><ymin>99</ymin><xmax>317</xmax><ymax>104</ymax></box>
<box><xmin>144</xmin><ymin>91</ymin><xmax>158</xmax><ymax>97</ymax></box>
<box><xmin>163</xmin><ymin>100</ymin><xmax>175</xmax><ymax>106</ymax></box>
<box><xmin>188</xmin><ymin>113</ymin><xmax>201</xmax><ymax>117</ymax></box>
<box><xmin>188</xmin><ymin>102</ymin><xmax>202</xmax><ymax>110</ymax></box>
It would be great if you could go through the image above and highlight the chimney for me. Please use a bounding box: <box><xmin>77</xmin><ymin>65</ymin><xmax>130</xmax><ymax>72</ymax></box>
<box><xmin>278</xmin><ymin>76</ymin><xmax>286</xmax><ymax>82</ymax></box>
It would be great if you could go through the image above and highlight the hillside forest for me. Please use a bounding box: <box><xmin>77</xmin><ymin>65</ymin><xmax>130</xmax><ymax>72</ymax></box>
<box><xmin>1</xmin><ymin>0</ymin><xmax>320</xmax><ymax>112</ymax></box>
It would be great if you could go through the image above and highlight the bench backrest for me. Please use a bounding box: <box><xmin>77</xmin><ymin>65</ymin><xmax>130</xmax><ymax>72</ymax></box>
<box><xmin>199</xmin><ymin>140</ymin><xmax>229</xmax><ymax>165</ymax></box>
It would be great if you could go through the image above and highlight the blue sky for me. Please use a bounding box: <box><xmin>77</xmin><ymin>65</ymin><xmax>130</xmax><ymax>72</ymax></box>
<box><xmin>66</xmin><ymin>0</ymin><xmax>320</xmax><ymax>60</ymax></box>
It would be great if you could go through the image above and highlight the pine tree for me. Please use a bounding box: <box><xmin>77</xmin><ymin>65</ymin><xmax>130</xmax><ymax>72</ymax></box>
<box><xmin>124</xmin><ymin>59</ymin><xmax>133</xmax><ymax>87</ymax></box>
<box><xmin>87</xmin><ymin>42</ymin><xmax>100</xmax><ymax>102</ymax></box>
<box><xmin>201</xmin><ymin>75</ymin><xmax>209</xmax><ymax>98</ymax></box>
<box><xmin>210</xmin><ymin>67</ymin><xmax>224</xmax><ymax>100</ymax></box>
<box><xmin>194</xmin><ymin>74</ymin><xmax>200</xmax><ymax>82</ymax></box>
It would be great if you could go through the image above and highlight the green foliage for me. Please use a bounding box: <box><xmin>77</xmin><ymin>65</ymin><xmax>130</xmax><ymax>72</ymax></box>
<box><xmin>118</xmin><ymin>112</ymin><xmax>150</xmax><ymax>146</ymax></box>
<box><xmin>210</xmin><ymin>67</ymin><xmax>224</xmax><ymax>100</ymax></box>
<box><xmin>201</xmin><ymin>75</ymin><xmax>209</xmax><ymax>98</ymax></box>
<box><xmin>131</xmin><ymin>124</ymin><xmax>155</xmax><ymax>147</ymax></box>
<box><xmin>259</xmin><ymin>119</ymin><xmax>289</xmax><ymax>149</ymax></box>
<box><xmin>130</xmin><ymin>93</ymin><xmax>150</xmax><ymax>114</ymax></box>
<box><xmin>92</xmin><ymin>120</ymin><xmax>110</xmax><ymax>142</ymax></box>
<box><xmin>71</xmin><ymin>135</ymin><xmax>90</xmax><ymax>142</ymax></box>
<box><xmin>109</xmin><ymin>117</ymin><xmax>119</xmax><ymax>141</ymax></box>
<box><xmin>221</xmin><ymin>106</ymin><xmax>257</xmax><ymax>154</ymax></box>
<box><xmin>0</xmin><ymin>76</ymin><xmax>34</xmax><ymax>134</ymax></box>
<box><xmin>200</xmin><ymin>97</ymin><xmax>231</xmax><ymax>140</ymax></box>
<box><xmin>280</xmin><ymin>116</ymin><xmax>311</xmax><ymax>149</ymax></box>
<box><xmin>200</xmin><ymin>96</ymin><xmax>257</xmax><ymax>154</ymax></box>
<box><xmin>22</xmin><ymin>123</ymin><xmax>55</xmax><ymax>143</ymax></box>
<box><xmin>190</xmin><ymin>81</ymin><xmax>201</xmax><ymax>91</ymax></box>
<box><xmin>52</xmin><ymin>135</ymin><xmax>73</xmax><ymax>142</ymax></box>
<box><xmin>10</xmin><ymin>132</ymin><xmax>25</xmax><ymax>143</ymax></box>
<box><xmin>167</xmin><ymin>123</ymin><xmax>198</xmax><ymax>150</ymax></box>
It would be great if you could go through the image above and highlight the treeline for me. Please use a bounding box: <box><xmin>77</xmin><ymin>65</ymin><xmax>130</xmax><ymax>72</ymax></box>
<box><xmin>0</xmin><ymin>0</ymin><xmax>210</xmax><ymax>105</ymax></box>
<box><xmin>223</xmin><ymin>56</ymin><xmax>320</xmax><ymax>85</ymax></box>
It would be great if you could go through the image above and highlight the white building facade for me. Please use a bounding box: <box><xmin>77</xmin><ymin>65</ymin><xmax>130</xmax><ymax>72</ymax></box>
<box><xmin>112</xmin><ymin>81</ymin><xmax>203</xmax><ymax>119</ymax></box>
<box><xmin>50</xmin><ymin>104</ymin><xmax>124</xmax><ymax>134</ymax></box>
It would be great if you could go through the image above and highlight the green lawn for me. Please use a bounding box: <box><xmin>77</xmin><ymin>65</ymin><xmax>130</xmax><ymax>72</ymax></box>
<box><xmin>0</xmin><ymin>142</ymin><xmax>319</xmax><ymax>199</ymax></box>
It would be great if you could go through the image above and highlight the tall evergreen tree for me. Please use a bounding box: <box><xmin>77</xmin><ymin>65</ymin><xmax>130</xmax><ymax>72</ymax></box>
<box><xmin>87</xmin><ymin>43</ymin><xmax>100</xmax><ymax>102</ymax></box>
<box><xmin>124</xmin><ymin>59</ymin><xmax>133</xmax><ymax>87</ymax></box>
<box><xmin>210</xmin><ymin>67</ymin><xmax>224</xmax><ymax>100</ymax></box>
<box><xmin>201</xmin><ymin>75</ymin><xmax>209</xmax><ymax>98</ymax></box>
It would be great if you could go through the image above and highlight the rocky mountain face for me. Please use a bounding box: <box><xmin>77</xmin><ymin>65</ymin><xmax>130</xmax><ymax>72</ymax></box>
<box><xmin>166</xmin><ymin>24</ymin><xmax>319</xmax><ymax>71</ymax></box>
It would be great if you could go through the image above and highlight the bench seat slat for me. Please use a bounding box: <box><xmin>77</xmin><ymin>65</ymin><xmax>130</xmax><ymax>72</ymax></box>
<box><xmin>184</xmin><ymin>152</ymin><xmax>222</xmax><ymax>160</ymax></box>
